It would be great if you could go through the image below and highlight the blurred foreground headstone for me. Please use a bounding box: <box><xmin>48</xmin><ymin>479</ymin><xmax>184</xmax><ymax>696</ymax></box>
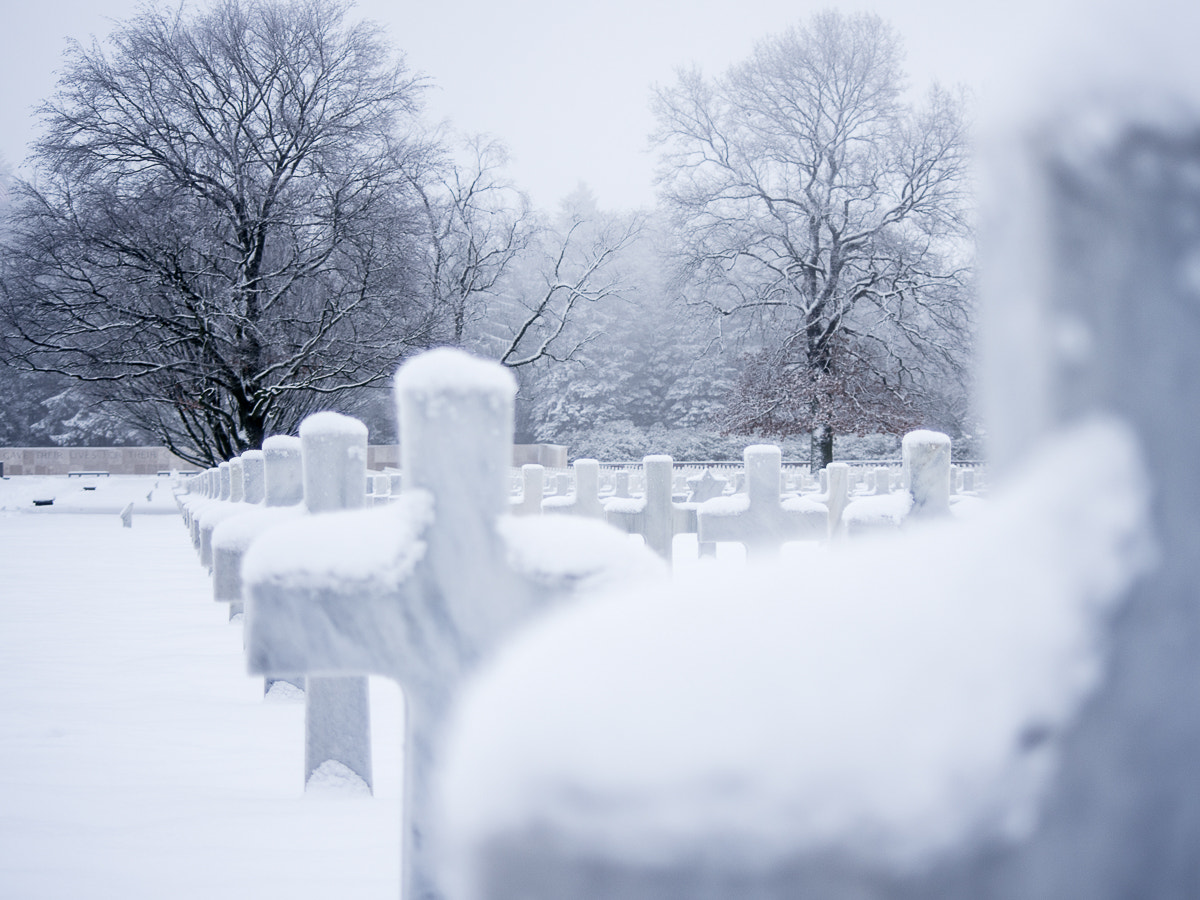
<box><xmin>428</xmin><ymin>98</ymin><xmax>1194</xmax><ymax>899</ymax></box>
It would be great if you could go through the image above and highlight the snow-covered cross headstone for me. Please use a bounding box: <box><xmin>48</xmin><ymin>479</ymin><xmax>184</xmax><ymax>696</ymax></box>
<box><xmin>608</xmin><ymin>469</ymin><xmax>631</xmax><ymax>499</ymax></box>
<box><xmin>198</xmin><ymin>456</ymin><xmax>257</xmax><ymax>570</ymax></box>
<box><xmin>242</xmin><ymin>349</ymin><xmax>661</xmax><ymax>900</ymax></box>
<box><xmin>541</xmin><ymin>459</ymin><xmax>603</xmax><ymax>518</ymax></box>
<box><xmin>874</xmin><ymin>467</ymin><xmax>891</xmax><ymax>495</ymax></box>
<box><xmin>511</xmin><ymin>464</ymin><xmax>543</xmax><ymax>516</ymax></box>
<box><xmin>603</xmin><ymin>455</ymin><xmax>678</xmax><ymax>559</ymax></box>
<box><xmin>295</xmin><ymin>412</ymin><xmax>374</xmax><ymax>795</ymax></box>
<box><xmin>685</xmin><ymin>469</ymin><xmax>729</xmax><ymax>557</ymax></box>
<box><xmin>696</xmin><ymin>445</ymin><xmax>826</xmax><ymax>558</ymax></box>
<box><xmin>822</xmin><ymin>461</ymin><xmax>851</xmax><ymax>534</ymax></box>
<box><xmin>841</xmin><ymin>431</ymin><xmax>954</xmax><ymax>536</ymax></box>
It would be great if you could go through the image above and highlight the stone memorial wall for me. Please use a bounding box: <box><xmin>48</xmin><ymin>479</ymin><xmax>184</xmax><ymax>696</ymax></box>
<box><xmin>0</xmin><ymin>446</ymin><xmax>197</xmax><ymax>476</ymax></box>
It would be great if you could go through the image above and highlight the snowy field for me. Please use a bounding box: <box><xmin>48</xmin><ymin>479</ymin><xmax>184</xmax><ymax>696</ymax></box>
<box><xmin>0</xmin><ymin>476</ymin><xmax>405</xmax><ymax>900</ymax></box>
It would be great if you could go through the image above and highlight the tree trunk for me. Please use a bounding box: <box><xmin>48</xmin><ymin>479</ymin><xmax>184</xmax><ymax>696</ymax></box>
<box><xmin>810</xmin><ymin>423</ymin><xmax>834</xmax><ymax>474</ymax></box>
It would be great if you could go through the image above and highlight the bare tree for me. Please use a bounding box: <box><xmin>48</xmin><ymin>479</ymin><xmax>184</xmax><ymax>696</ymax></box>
<box><xmin>0</xmin><ymin>155</ymin><xmax>11</xmax><ymax>216</ymax></box>
<box><xmin>495</xmin><ymin>211</ymin><xmax>640</xmax><ymax>368</ymax></box>
<box><xmin>410</xmin><ymin>145</ymin><xmax>640</xmax><ymax>371</ymax></box>
<box><xmin>0</xmin><ymin>0</ymin><xmax>436</xmax><ymax>465</ymax></box>
<box><xmin>409</xmin><ymin>134</ymin><xmax>534</xmax><ymax>346</ymax></box>
<box><xmin>653</xmin><ymin>10</ymin><xmax>972</xmax><ymax>469</ymax></box>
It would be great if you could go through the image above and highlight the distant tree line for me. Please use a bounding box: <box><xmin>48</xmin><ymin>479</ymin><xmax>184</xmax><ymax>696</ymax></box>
<box><xmin>0</xmin><ymin>1</ymin><xmax>974</xmax><ymax>466</ymax></box>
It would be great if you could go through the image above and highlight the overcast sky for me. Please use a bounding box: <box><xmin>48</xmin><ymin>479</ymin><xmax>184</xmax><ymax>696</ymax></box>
<box><xmin>3</xmin><ymin>0</ymin><xmax>1196</xmax><ymax>211</ymax></box>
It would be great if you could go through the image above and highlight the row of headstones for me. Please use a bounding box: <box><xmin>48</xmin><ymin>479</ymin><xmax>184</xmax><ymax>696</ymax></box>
<box><xmin>175</xmin><ymin>418</ymin><xmax>379</xmax><ymax>795</ymax></box>
<box><xmin>517</xmin><ymin>458</ymin><xmax>982</xmax><ymax>508</ymax></box>
<box><xmin>171</xmin><ymin>423</ymin><xmax>967</xmax><ymax>808</ymax></box>
<box><xmin>171</xmin><ymin>415</ymin><xmax>973</xmax><ymax>868</ymax></box>
<box><xmin>509</xmin><ymin>430</ymin><xmax>971</xmax><ymax>559</ymax></box>
<box><xmin>181</xmin><ymin>427</ymin><xmax>977</xmax><ymax>575</ymax></box>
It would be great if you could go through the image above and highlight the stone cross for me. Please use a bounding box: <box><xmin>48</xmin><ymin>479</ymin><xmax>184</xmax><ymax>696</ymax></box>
<box><xmin>217</xmin><ymin>461</ymin><xmax>231</xmax><ymax>501</ymax></box>
<box><xmin>552</xmin><ymin>472</ymin><xmax>571</xmax><ymax>497</ymax></box>
<box><xmin>608</xmin><ymin>469</ymin><xmax>631</xmax><ymax>499</ymax></box>
<box><xmin>296</xmin><ymin>412</ymin><xmax>374</xmax><ymax>795</ymax></box>
<box><xmin>242</xmin><ymin>349</ymin><xmax>661</xmax><ymax>900</ymax></box>
<box><xmin>542</xmin><ymin>459</ymin><xmax>603</xmax><ymax>518</ymax></box>
<box><xmin>263</xmin><ymin>436</ymin><xmax>304</xmax><ymax>506</ymax></box>
<box><xmin>822</xmin><ymin>461</ymin><xmax>851</xmax><ymax>534</ymax></box>
<box><xmin>511</xmin><ymin>464</ymin><xmax>544</xmax><ymax>516</ymax></box>
<box><xmin>181</xmin><ymin>466</ymin><xmax>217</xmax><ymax>548</ymax></box>
<box><xmin>841</xmin><ymin>431</ymin><xmax>953</xmax><ymax>536</ymax></box>
<box><xmin>370</xmin><ymin>472</ymin><xmax>392</xmax><ymax>507</ymax></box>
<box><xmin>874</xmin><ymin>467</ymin><xmax>891</xmax><ymax>495</ymax></box>
<box><xmin>685</xmin><ymin>469</ymin><xmax>729</xmax><ymax>557</ymax></box>
<box><xmin>603</xmin><ymin>455</ymin><xmax>679</xmax><ymax>559</ymax></box>
<box><xmin>696</xmin><ymin>445</ymin><xmax>826</xmax><ymax>557</ymax></box>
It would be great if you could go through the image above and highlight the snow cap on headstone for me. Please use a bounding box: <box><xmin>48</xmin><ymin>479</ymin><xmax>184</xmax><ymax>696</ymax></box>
<box><xmin>395</xmin><ymin>349</ymin><xmax>517</xmax><ymax>520</ymax></box>
<box><xmin>395</xmin><ymin>348</ymin><xmax>517</xmax><ymax>405</ymax></box>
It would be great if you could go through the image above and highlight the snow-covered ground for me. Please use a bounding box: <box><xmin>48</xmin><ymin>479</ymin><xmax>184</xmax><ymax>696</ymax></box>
<box><xmin>0</xmin><ymin>476</ymin><xmax>405</xmax><ymax>900</ymax></box>
<box><xmin>0</xmin><ymin>473</ymin><xmax>181</xmax><ymax>514</ymax></box>
<box><xmin>0</xmin><ymin>469</ymin><xmax>997</xmax><ymax>899</ymax></box>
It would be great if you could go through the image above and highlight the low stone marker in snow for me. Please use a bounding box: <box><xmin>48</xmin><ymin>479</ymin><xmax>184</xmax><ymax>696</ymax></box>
<box><xmin>427</xmin><ymin>95</ymin><xmax>1191</xmax><ymax>899</ymax></box>
<box><xmin>242</xmin><ymin>349</ymin><xmax>661</xmax><ymax>900</ymax></box>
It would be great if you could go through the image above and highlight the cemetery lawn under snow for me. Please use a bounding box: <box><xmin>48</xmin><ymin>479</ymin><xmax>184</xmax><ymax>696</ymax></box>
<box><xmin>0</xmin><ymin>476</ymin><xmax>404</xmax><ymax>900</ymax></box>
<box><xmin>0</xmin><ymin>425</ymin><xmax>1149</xmax><ymax>898</ymax></box>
